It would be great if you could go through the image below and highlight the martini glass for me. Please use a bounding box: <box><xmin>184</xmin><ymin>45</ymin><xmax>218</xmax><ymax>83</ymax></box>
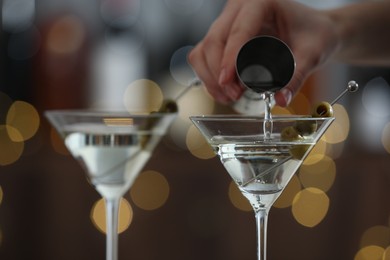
<box><xmin>46</xmin><ymin>110</ymin><xmax>177</xmax><ymax>260</ymax></box>
<box><xmin>190</xmin><ymin>115</ymin><xmax>334</xmax><ymax>260</ymax></box>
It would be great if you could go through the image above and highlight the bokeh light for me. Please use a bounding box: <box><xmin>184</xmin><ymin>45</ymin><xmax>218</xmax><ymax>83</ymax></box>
<box><xmin>354</xmin><ymin>245</ymin><xmax>384</xmax><ymax>260</ymax></box>
<box><xmin>169</xmin><ymin>45</ymin><xmax>196</xmax><ymax>85</ymax></box>
<box><xmin>303</xmin><ymin>138</ymin><xmax>327</xmax><ymax>165</ymax></box>
<box><xmin>323</xmin><ymin>104</ymin><xmax>350</xmax><ymax>144</ymax></box>
<box><xmin>46</xmin><ymin>14</ymin><xmax>86</xmax><ymax>55</ymax></box>
<box><xmin>271</xmin><ymin>105</ymin><xmax>292</xmax><ymax>115</ymax></box>
<box><xmin>90</xmin><ymin>198</ymin><xmax>133</xmax><ymax>234</ymax></box>
<box><xmin>228</xmin><ymin>181</ymin><xmax>252</xmax><ymax>212</ymax></box>
<box><xmin>123</xmin><ymin>79</ymin><xmax>164</xmax><ymax>113</ymax></box>
<box><xmin>6</xmin><ymin>101</ymin><xmax>40</xmax><ymax>141</ymax></box>
<box><xmin>288</xmin><ymin>92</ymin><xmax>311</xmax><ymax>115</ymax></box>
<box><xmin>273</xmin><ymin>175</ymin><xmax>301</xmax><ymax>209</ymax></box>
<box><xmin>2</xmin><ymin>0</ymin><xmax>35</xmax><ymax>33</ymax></box>
<box><xmin>186</xmin><ymin>125</ymin><xmax>215</xmax><ymax>160</ymax></box>
<box><xmin>383</xmin><ymin>246</ymin><xmax>390</xmax><ymax>260</ymax></box>
<box><xmin>299</xmin><ymin>155</ymin><xmax>336</xmax><ymax>192</ymax></box>
<box><xmin>177</xmin><ymin>86</ymin><xmax>214</xmax><ymax>122</ymax></box>
<box><xmin>292</xmin><ymin>187</ymin><xmax>329</xmax><ymax>227</ymax></box>
<box><xmin>361</xmin><ymin>77</ymin><xmax>390</xmax><ymax>118</ymax></box>
<box><xmin>169</xmin><ymin>87</ymin><xmax>214</xmax><ymax>149</ymax></box>
<box><xmin>130</xmin><ymin>170</ymin><xmax>170</xmax><ymax>210</ymax></box>
<box><xmin>360</xmin><ymin>225</ymin><xmax>390</xmax><ymax>249</ymax></box>
<box><xmin>0</xmin><ymin>125</ymin><xmax>24</xmax><ymax>166</ymax></box>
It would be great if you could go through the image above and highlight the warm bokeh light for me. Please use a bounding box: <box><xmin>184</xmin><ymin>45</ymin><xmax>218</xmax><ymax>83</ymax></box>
<box><xmin>303</xmin><ymin>139</ymin><xmax>327</xmax><ymax>165</ymax></box>
<box><xmin>0</xmin><ymin>125</ymin><xmax>24</xmax><ymax>165</ymax></box>
<box><xmin>292</xmin><ymin>187</ymin><xmax>329</xmax><ymax>227</ymax></box>
<box><xmin>177</xmin><ymin>86</ymin><xmax>214</xmax><ymax>123</ymax></box>
<box><xmin>360</xmin><ymin>225</ymin><xmax>390</xmax><ymax>249</ymax></box>
<box><xmin>228</xmin><ymin>181</ymin><xmax>252</xmax><ymax>212</ymax></box>
<box><xmin>271</xmin><ymin>105</ymin><xmax>292</xmax><ymax>115</ymax></box>
<box><xmin>323</xmin><ymin>104</ymin><xmax>350</xmax><ymax>144</ymax></box>
<box><xmin>382</xmin><ymin>122</ymin><xmax>390</xmax><ymax>154</ymax></box>
<box><xmin>91</xmin><ymin>198</ymin><xmax>133</xmax><ymax>234</ymax></box>
<box><xmin>47</xmin><ymin>14</ymin><xmax>85</xmax><ymax>55</ymax></box>
<box><xmin>6</xmin><ymin>101</ymin><xmax>40</xmax><ymax>141</ymax></box>
<box><xmin>299</xmin><ymin>155</ymin><xmax>336</xmax><ymax>192</ymax></box>
<box><xmin>325</xmin><ymin>140</ymin><xmax>345</xmax><ymax>159</ymax></box>
<box><xmin>383</xmin><ymin>246</ymin><xmax>390</xmax><ymax>260</ymax></box>
<box><xmin>354</xmin><ymin>245</ymin><xmax>384</xmax><ymax>260</ymax></box>
<box><xmin>49</xmin><ymin>127</ymin><xmax>69</xmax><ymax>155</ymax></box>
<box><xmin>186</xmin><ymin>125</ymin><xmax>215</xmax><ymax>160</ymax></box>
<box><xmin>273</xmin><ymin>175</ymin><xmax>301</xmax><ymax>208</ymax></box>
<box><xmin>168</xmin><ymin>87</ymin><xmax>214</xmax><ymax>149</ymax></box>
<box><xmin>130</xmin><ymin>170</ymin><xmax>170</xmax><ymax>210</ymax></box>
<box><xmin>123</xmin><ymin>79</ymin><xmax>163</xmax><ymax>113</ymax></box>
<box><xmin>288</xmin><ymin>92</ymin><xmax>311</xmax><ymax>115</ymax></box>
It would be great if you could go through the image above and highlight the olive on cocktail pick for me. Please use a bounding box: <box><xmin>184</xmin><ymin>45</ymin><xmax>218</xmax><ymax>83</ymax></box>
<box><xmin>312</xmin><ymin>101</ymin><xmax>334</xmax><ymax>117</ymax></box>
<box><xmin>295</xmin><ymin>80</ymin><xmax>359</xmax><ymax>136</ymax></box>
<box><xmin>312</xmin><ymin>80</ymin><xmax>359</xmax><ymax>117</ymax></box>
<box><xmin>158</xmin><ymin>99</ymin><xmax>178</xmax><ymax>113</ymax></box>
<box><xmin>155</xmin><ymin>78</ymin><xmax>202</xmax><ymax>113</ymax></box>
<box><xmin>283</xmin><ymin>80</ymin><xmax>359</xmax><ymax>158</ymax></box>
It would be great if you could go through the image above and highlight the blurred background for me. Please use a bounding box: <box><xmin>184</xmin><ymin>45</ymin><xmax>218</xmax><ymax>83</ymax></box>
<box><xmin>1</xmin><ymin>0</ymin><xmax>390</xmax><ymax>259</ymax></box>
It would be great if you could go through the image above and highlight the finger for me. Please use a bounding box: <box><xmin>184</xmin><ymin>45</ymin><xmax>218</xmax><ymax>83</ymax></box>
<box><xmin>220</xmin><ymin>1</ymin><xmax>269</xmax><ymax>82</ymax></box>
<box><xmin>188</xmin><ymin>43</ymin><xmax>232</xmax><ymax>104</ymax></box>
<box><xmin>196</xmin><ymin>0</ymin><xmax>241</xmax><ymax>80</ymax></box>
<box><xmin>219</xmin><ymin>1</ymin><xmax>271</xmax><ymax>100</ymax></box>
<box><xmin>274</xmin><ymin>49</ymin><xmax>316</xmax><ymax>107</ymax></box>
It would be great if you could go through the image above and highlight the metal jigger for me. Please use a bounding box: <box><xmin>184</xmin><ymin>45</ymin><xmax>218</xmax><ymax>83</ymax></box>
<box><xmin>233</xmin><ymin>36</ymin><xmax>295</xmax><ymax>114</ymax></box>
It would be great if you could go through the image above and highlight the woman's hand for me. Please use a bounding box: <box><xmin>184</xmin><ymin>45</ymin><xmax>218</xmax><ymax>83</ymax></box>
<box><xmin>188</xmin><ymin>0</ymin><xmax>340</xmax><ymax>107</ymax></box>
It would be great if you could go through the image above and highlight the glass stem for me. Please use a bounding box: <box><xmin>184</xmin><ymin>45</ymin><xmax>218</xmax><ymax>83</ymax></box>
<box><xmin>255</xmin><ymin>209</ymin><xmax>269</xmax><ymax>260</ymax></box>
<box><xmin>105</xmin><ymin>196</ymin><xmax>120</xmax><ymax>260</ymax></box>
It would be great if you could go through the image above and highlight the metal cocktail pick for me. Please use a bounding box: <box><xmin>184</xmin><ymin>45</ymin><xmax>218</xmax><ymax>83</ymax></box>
<box><xmin>330</xmin><ymin>80</ymin><xmax>359</xmax><ymax>105</ymax></box>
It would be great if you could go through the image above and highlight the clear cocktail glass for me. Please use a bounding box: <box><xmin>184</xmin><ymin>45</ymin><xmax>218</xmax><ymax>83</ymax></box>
<box><xmin>46</xmin><ymin>110</ymin><xmax>177</xmax><ymax>260</ymax></box>
<box><xmin>190</xmin><ymin>114</ymin><xmax>334</xmax><ymax>260</ymax></box>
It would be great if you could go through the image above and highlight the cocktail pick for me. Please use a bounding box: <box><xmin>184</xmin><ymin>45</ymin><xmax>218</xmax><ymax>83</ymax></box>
<box><xmin>330</xmin><ymin>80</ymin><xmax>359</xmax><ymax>105</ymax></box>
<box><xmin>174</xmin><ymin>77</ymin><xmax>203</xmax><ymax>101</ymax></box>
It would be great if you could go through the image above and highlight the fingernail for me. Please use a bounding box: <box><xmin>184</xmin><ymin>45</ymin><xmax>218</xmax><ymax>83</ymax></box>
<box><xmin>218</xmin><ymin>68</ymin><xmax>227</xmax><ymax>85</ymax></box>
<box><xmin>281</xmin><ymin>88</ymin><xmax>292</xmax><ymax>106</ymax></box>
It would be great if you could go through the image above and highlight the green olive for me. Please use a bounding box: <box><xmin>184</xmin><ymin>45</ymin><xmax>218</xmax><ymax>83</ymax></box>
<box><xmin>289</xmin><ymin>145</ymin><xmax>311</xmax><ymax>160</ymax></box>
<box><xmin>294</xmin><ymin>119</ymin><xmax>317</xmax><ymax>136</ymax></box>
<box><xmin>158</xmin><ymin>99</ymin><xmax>178</xmax><ymax>113</ymax></box>
<box><xmin>281</xmin><ymin>126</ymin><xmax>303</xmax><ymax>141</ymax></box>
<box><xmin>312</xmin><ymin>101</ymin><xmax>334</xmax><ymax>117</ymax></box>
<box><xmin>281</xmin><ymin>126</ymin><xmax>310</xmax><ymax>159</ymax></box>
